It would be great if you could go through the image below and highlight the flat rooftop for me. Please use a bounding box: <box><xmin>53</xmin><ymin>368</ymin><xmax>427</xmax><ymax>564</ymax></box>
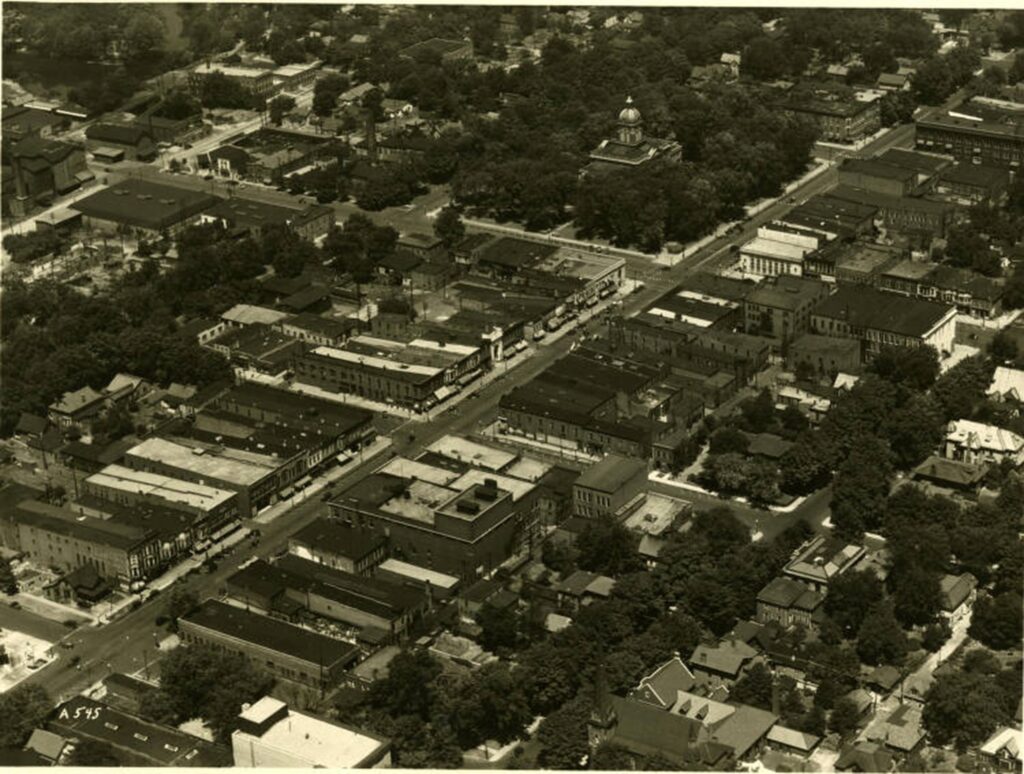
<box><xmin>533</xmin><ymin>248</ymin><xmax>624</xmax><ymax>282</ymax></box>
<box><xmin>86</xmin><ymin>464</ymin><xmax>236</xmax><ymax>512</ymax></box>
<box><xmin>622</xmin><ymin>493</ymin><xmax>689</xmax><ymax>535</ymax></box>
<box><xmin>70</xmin><ymin>179</ymin><xmax>218</xmax><ymax>231</ymax></box>
<box><xmin>812</xmin><ymin>285</ymin><xmax>955</xmax><ymax>337</ymax></box>
<box><xmin>377</xmin><ymin>558</ymin><xmax>459</xmax><ymax>590</ymax></box>
<box><xmin>741</xmin><ymin>236</ymin><xmax>811</xmax><ymax>262</ymax></box>
<box><xmin>236</xmin><ymin>697</ymin><xmax>387</xmax><ymax>768</ymax></box>
<box><xmin>125</xmin><ymin>437</ymin><xmax>277</xmax><ymax>487</ymax></box>
<box><xmin>193</xmin><ymin>62</ymin><xmax>270</xmax><ymax>79</ymax></box>
<box><xmin>182</xmin><ymin>599</ymin><xmax>359</xmax><ymax>667</ymax></box>
<box><xmin>576</xmin><ymin>453</ymin><xmax>646</xmax><ymax>494</ymax></box>
<box><xmin>425</xmin><ymin>436</ymin><xmax>517</xmax><ymax>472</ymax></box>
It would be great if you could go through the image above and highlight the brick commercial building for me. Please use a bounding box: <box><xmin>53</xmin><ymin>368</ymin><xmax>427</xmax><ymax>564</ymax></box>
<box><xmin>225</xmin><ymin>555</ymin><xmax>426</xmax><ymax>642</ymax></box>
<box><xmin>179</xmin><ymin>600</ymin><xmax>360</xmax><ymax>690</ymax></box>
<box><xmin>83</xmin><ymin>464</ymin><xmax>239</xmax><ymax>537</ymax></box>
<box><xmin>188</xmin><ymin>63</ymin><xmax>275</xmax><ymax>99</ymax></box>
<box><xmin>295</xmin><ymin>335</ymin><xmax>484</xmax><ymax>412</ymax></box>
<box><xmin>810</xmin><ymin>285</ymin><xmax>957</xmax><ymax>362</ymax></box>
<box><xmin>573</xmin><ymin>454</ymin><xmax>648</xmax><ymax>519</ymax></box>
<box><xmin>742</xmin><ymin>275</ymin><xmax>831</xmax><ymax>352</ymax></box>
<box><xmin>122</xmin><ymin>437</ymin><xmax>280</xmax><ymax>519</ymax></box>
<box><xmin>329</xmin><ymin>439</ymin><xmax>549</xmax><ymax>579</ymax></box>
<box><xmin>7</xmin><ymin>137</ymin><xmax>89</xmax><ymax>216</ymax></box>
<box><xmin>915</xmin><ymin>98</ymin><xmax>1024</xmax><ymax>169</ymax></box>
<box><xmin>199</xmin><ymin>198</ymin><xmax>335</xmax><ymax>241</ymax></box>
<box><xmin>70</xmin><ymin>179</ymin><xmax>218</xmax><ymax>236</ymax></box>
<box><xmin>778</xmin><ymin>93</ymin><xmax>881</xmax><ymax>143</ymax></box>
<box><xmin>288</xmin><ymin>518</ymin><xmax>387</xmax><ymax>575</ymax></box>
<box><xmin>0</xmin><ymin>495</ymin><xmax>160</xmax><ymax>592</ymax></box>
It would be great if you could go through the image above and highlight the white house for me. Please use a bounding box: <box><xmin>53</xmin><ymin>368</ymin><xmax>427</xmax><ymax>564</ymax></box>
<box><xmin>944</xmin><ymin>419</ymin><xmax>1024</xmax><ymax>466</ymax></box>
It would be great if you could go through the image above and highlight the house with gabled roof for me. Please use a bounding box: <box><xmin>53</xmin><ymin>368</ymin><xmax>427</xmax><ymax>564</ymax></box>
<box><xmin>48</xmin><ymin>386</ymin><xmax>107</xmax><ymax>430</ymax></box>
<box><xmin>631</xmin><ymin>656</ymin><xmax>697</xmax><ymax>709</ymax></box>
<box><xmin>979</xmin><ymin>727</ymin><xmax>1023</xmax><ymax>772</ymax></box>
<box><xmin>989</xmin><ymin>366</ymin><xmax>1024</xmax><ymax>403</ymax></box>
<box><xmin>689</xmin><ymin>638</ymin><xmax>759</xmax><ymax>683</ymax></box>
<box><xmin>938</xmin><ymin>572</ymin><xmax>978</xmax><ymax>625</ymax></box>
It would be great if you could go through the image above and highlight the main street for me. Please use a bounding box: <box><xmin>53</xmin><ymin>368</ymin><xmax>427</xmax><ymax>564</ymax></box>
<box><xmin>12</xmin><ymin>87</ymin><xmax>970</xmax><ymax>702</ymax></box>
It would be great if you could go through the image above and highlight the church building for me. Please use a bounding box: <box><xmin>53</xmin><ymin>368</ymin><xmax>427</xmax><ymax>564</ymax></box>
<box><xmin>584</xmin><ymin>96</ymin><xmax>682</xmax><ymax>176</ymax></box>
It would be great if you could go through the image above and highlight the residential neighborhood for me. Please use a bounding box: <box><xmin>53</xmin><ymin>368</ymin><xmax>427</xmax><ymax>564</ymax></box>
<box><xmin>0</xmin><ymin>4</ymin><xmax>1022</xmax><ymax>772</ymax></box>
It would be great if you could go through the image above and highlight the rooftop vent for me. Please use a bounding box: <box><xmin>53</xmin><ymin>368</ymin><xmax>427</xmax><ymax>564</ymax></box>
<box><xmin>456</xmin><ymin>500</ymin><xmax>481</xmax><ymax>515</ymax></box>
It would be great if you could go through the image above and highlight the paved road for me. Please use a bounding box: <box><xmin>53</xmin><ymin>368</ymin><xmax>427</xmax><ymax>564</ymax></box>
<box><xmin>15</xmin><ymin>90</ymin><xmax>969</xmax><ymax>701</ymax></box>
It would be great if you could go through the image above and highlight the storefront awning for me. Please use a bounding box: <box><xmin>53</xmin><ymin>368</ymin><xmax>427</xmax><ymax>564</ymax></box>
<box><xmin>434</xmin><ymin>385</ymin><xmax>457</xmax><ymax>401</ymax></box>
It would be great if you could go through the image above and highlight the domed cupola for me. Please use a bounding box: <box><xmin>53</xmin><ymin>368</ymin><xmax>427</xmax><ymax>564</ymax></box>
<box><xmin>617</xmin><ymin>96</ymin><xmax>644</xmax><ymax>146</ymax></box>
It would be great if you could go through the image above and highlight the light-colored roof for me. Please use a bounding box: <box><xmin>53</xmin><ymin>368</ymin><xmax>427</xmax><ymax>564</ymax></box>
<box><xmin>426</xmin><ymin>436</ymin><xmax>516</xmax><ymax>471</ymax></box>
<box><xmin>26</xmin><ymin>728</ymin><xmax>67</xmax><ymax>760</ymax></box>
<box><xmin>50</xmin><ymin>386</ymin><xmax>105</xmax><ymax>415</ymax></box>
<box><xmin>946</xmin><ymin>419</ymin><xmax>1024</xmax><ymax>454</ymax></box>
<box><xmin>86</xmin><ymin>464</ymin><xmax>236</xmax><ymax>512</ymax></box>
<box><xmin>377</xmin><ymin>558</ymin><xmax>459</xmax><ymax>589</ymax></box>
<box><xmin>105</xmin><ymin>373</ymin><xmax>143</xmax><ymax>395</ymax></box>
<box><xmin>378</xmin><ymin>456</ymin><xmax>461</xmax><ymax>486</ymax></box>
<box><xmin>193</xmin><ymin>62</ymin><xmax>270</xmax><ymax>79</ymax></box>
<box><xmin>768</xmin><ymin>725</ymin><xmax>820</xmax><ymax>752</ymax></box>
<box><xmin>989</xmin><ymin>366</ymin><xmax>1024</xmax><ymax>402</ymax></box>
<box><xmin>741</xmin><ymin>236</ymin><xmax>812</xmax><ymax>262</ymax></box>
<box><xmin>545</xmin><ymin>612</ymin><xmax>573</xmax><ymax>632</ymax></box>
<box><xmin>126</xmin><ymin>437</ymin><xmax>276</xmax><ymax>486</ymax></box>
<box><xmin>221</xmin><ymin>304</ymin><xmax>290</xmax><ymax>327</ymax></box>
<box><xmin>310</xmin><ymin>345</ymin><xmax>443</xmax><ymax>377</ymax></box>
<box><xmin>408</xmin><ymin>338</ymin><xmax>479</xmax><ymax>357</ymax></box>
<box><xmin>980</xmin><ymin>727</ymin><xmax>1024</xmax><ymax>761</ymax></box>
<box><xmin>233</xmin><ymin>698</ymin><xmax>387</xmax><ymax>768</ymax></box>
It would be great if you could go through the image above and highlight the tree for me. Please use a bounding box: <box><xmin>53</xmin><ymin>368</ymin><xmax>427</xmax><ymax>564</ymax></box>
<box><xmin>921</xmin><ymin>620</ymin><xmax>951</xmax><ymax>653</ymax></box>
<box><xmin>923</xmin><ymin>669</ymin><xmax>1011</xmax><ymax>752</ymax></box>
<box><xmin>708</xmin><ymin>426</ymin><xmax>750</xmax><ymax>455</ymax></box>
<box><xmin>969</xmin><ymin>592</ymin><xmax>1023</xmax><ymax>650</ymax></box>
<box><xmin>892</xmin><ymin>564</ymin><xmax>942</xmax><ymax>628</ymax></box>
<box><xmin>0</xmin><ymin>556</ymin><xmax>17</xmax><ymax>594</ymax></box>
<box><xmin>828</xmin><ymin>696</ymin><xmax>861</xmax><ymax>737</ymax></box>
<box><xmin>433</xmin><ymin>206</ymin><xmax>465</xmax><ymax>251</ymax></box>
<box><xmin>121</xmin><ymin>10</ymin><xmax>166</xmax><ymax>62</ymax></box>
<box><xmin>813</xmin><ymin>676</ymin><xmax>841</xmax><ymax>710</ymax></box>
<box><xmin>575</xmin><ymin>517</ymin><xmax>642</xmax><ymax>576</ymax></box>
<box><xmin>0</xmin><ymin>684</ymin><xmax>52</xmax><ymax>748</ymax></box>
<box><xmin>149</xmin><ymin>645</ymin><xmax>274</xmax><ymax>742</ymax></box>
<box><xmin>831</xmin><ymin>435</ymin><xmax>894</xmax><ymax>539</ymax></box>
<box><xmin>542</xmin><ymin>539</ymin><xmax>576</xmax><ymax>575</ymax></box>
<box><xmin>439</xmin><ymin>663</ymin><xmax>531</xmax><ymax>748</ymax></box>
<box><xmin>268</xmin><ymin>95</ymin><xmax>296</xmax><ymax>126</ymax></box>
<box><xmin>824</xmin><ymin>569</ymin><xmax>885</xmax><ymax>638</ymax></box>
<box><xmin>912</xmin><ymin>57</ymin><xmax>954</xmax><ymax>104</ymax></box>
<box><xmin>856</xmin><ymin>600</ymin><xmax>908</xmax><ymax>667</ymax></box>
<box><xmin>165</xmin><ymin>587</ymin><xmax>198</xmax><ymax>631</ymax></box>
<box><xmin>989</xmin><ymin>330</ymin><xmax>1019</xmax><ymax>363</ymax></box>
<box><xmin>535</xmin><ymin>694</ymin><xmax>590</xmax><ymax>770</ymax></box>
<box><xmin>868</xmin><ymin>345</ymin><xmax>939</xmax><ymax>391</ymax></box>
<box><xmin>730</xmin><ymin>662</ymin><xmax>774</xmax><ymax>710</ymax></box>
<box><xmin>780</xmin><ymin>404</ymin><xmax>809</xmax><ymax>436</ymax></box>
<box><xmin>66</xmin><ymin>739</ymin><xmax>120</xmax><ymax>766</ymax></box>
<box><xmin>739</xmin><ymin>388</ymin><xmax>777</xmax><ymax>433</ymax></box>
<box><xmin>476</xmin><ymin>601</ymin><xmax>519</xmax><ymax>652</ymax></box>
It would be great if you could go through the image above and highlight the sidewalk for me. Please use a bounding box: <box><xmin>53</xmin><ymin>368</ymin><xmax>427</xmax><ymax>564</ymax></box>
<box><xmin>482</xmin><ymin>422</ymin><xmax>601</xmax><ymax>464</ymax></box>
<box><xmin>251</xmin><ymin>436</ymin><xmax>393</xmax><ymax>526</ymax></box>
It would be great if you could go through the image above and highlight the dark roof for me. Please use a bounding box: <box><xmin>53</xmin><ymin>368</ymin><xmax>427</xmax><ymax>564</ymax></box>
<box><xmin>462</xmin><ymin>578</ymin><xmax>500</xmax><ymax>604</ymax></box>
<box><xmin>289</xmin><ymin>518</ymin><xmax>385</xmax><ymax>561</ymax></box>
<box><xmin>609</xmin><ymin>696</ymin><xmax>727</xmax><ymax>767</ymax></box>
<box><xmin>276</xmin><ymin>554</ymin><xmax>425</xmax><ymax>617</ymax></box>
<box><xmin>576</xmin><ymin>454</ymin><xmax>646</xmax><ymax>494</ymax></box>
<box><xmin>912</xmin><ymin>455</ymin><xmax>987</xmax><ymax>487</ymax></box>
<box><xmin>12</xmin><ymin>136</ymin><xmax>78</xmax><ymax>164</ymax></box>
<box><xmin>61</xmin><ymin>439</ymin><xmax>132</xmax><ymax>466</ymax></box>
<box><xmin>181</xmin><ymin>599</ymin><xmax>360</xmax><ymax>668</ymax></box>
<box><xmin>757</xmin><ymin>576</ymin><xmax>824</xmax><ymax>611</ymax></box>
<box><xmin>71</xmin><ymin>179</ymin><xmax>218</xmax><ymax>231</ymax></box>
<box><xmin>926</xmin><ymin>265</ymin><xmax>1004</xmax><ymax>302</ymax></box>
<box><xmin>939</xmin><ymin>163</ymin><xmax>1010</xmax><ymax>189</ymax></box>
<box><xmin>840</xmin><ymin>157</ymin><xmax>917</xmax><ymax>183</ymax></box>
<box><xmin>9</xmin><ymin>500</ymin><xmax>152</xmax><ymax>551</ymax></box>
<box><xmin>15</xmin><ymin>412</ymin><xmax>48</xmax><ymax>435</ymax></box>
<box><xmin>207</xmin><ymin>145</ymin><xmax>250</xmax><ymax>165</ymax></box>
<box><xmin>812</xmin><ymin>285</ymin><xmax>955</xmax><ymax>338</ymax></box>
<box><xmin>836</xmin><ymin>741</ymin><xmax>894</xmax><ymax>772</ymax></box>
<box><xmin>280</xmin><ymin>285</ymin><xmax>331</xmax><ymax>312</ymax></box>
<box><xmin>379</xmin><ymin>250</ymin><xmax>422</xmax><ymax>273</ymax></box>
<box><xmin>876</xmin><ymin>148</ymin><xmax>951</xmax><ymax>176</ymax></box>
<box><xmin>85</xmin><ymin>123</ymin><xmax>152</xmax><ymax>146</ymax></box>
<box><xmin>49</xmin><ymin>696</ymin><xmax>229</xmax><ymax>766</ymax></box>
<box><xmin>477</xmin><ymin>237</ymin><xmax>559</xmax><ymax>269</ymax></box>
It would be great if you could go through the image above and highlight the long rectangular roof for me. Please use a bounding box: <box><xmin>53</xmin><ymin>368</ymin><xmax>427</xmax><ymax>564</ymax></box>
<box><xmin>87</xmin><ymin>464</ymin><xmax>236</xmax><ymax>511</ymax></box>
<box><xmin>181</xmin><ymin>599</ymin><xmax>359</xmax><ymax>667</ymax></box>
<box><xmin>125</xmin><ymin>437</ymin><xmax>276</xmax><ymax>486</ymax></box>
<box><xmin>812</xmin><ymin>285</ymin><xmax>955</xmax><ymax>337</ymax></box>
<box><xmin>71</xmin><ymin>179</ymin><xmax>218</xmax><ymax>231</ymax></box>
